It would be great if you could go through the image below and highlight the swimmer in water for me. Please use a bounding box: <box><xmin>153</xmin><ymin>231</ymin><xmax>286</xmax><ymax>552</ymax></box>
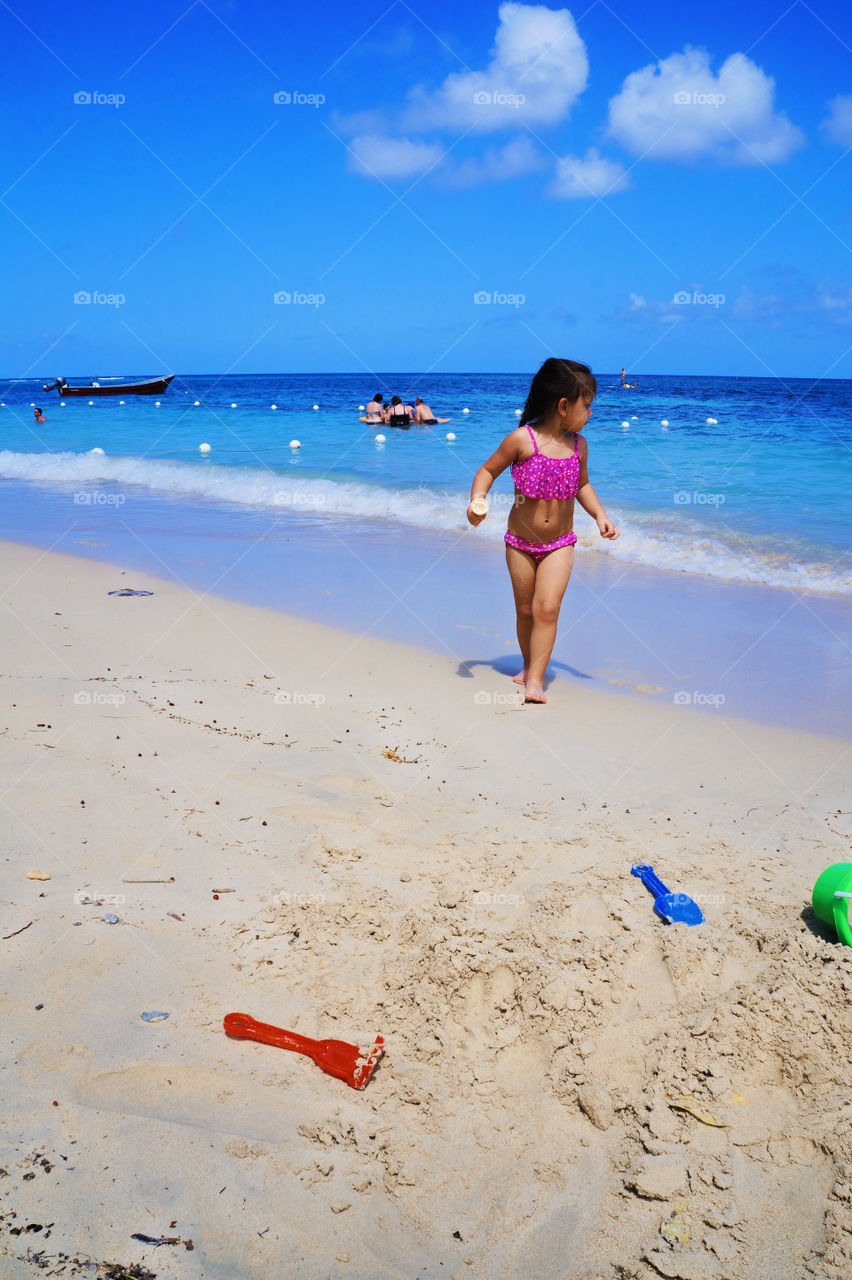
<box><xmin>34</xmin><ymin>406</ymin><xmax>46</xmax><ymax>422</ymax></box>
<box><xmin>364</xmin><ymin>394</ymin><xmax>384</xmax><ymax>424</ymax></box>
<box><xmin>412</xmin><ymin>397</ymin><xmax>450</xmax><ymax>425</ymax></box>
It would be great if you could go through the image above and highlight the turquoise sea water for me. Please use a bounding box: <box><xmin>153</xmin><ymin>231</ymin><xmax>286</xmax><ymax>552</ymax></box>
<box><xmin>1</xmin><ymin>371</ymin><xmax>850</xmax><ymax>595</ymax></box>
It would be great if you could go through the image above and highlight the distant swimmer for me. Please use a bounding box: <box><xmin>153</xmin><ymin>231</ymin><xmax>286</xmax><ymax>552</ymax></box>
<box><xmin>34</xmin><ymin>406</ymin><xmax>45</xmax><ymax>422</ymax></box>
<box><xmin>413</xmin><ymin>397</ymin><xmax>450</xmax><ymax>425</ymax></box>
<box><xmin>386</xmin><ymin>394</ymin><xmax>414</xmax><ymax>427</ymax></box>
<box><xmin>362</xmin><ymin>393</ymin><xmax>384</xmax><ymax>424</ymax></box>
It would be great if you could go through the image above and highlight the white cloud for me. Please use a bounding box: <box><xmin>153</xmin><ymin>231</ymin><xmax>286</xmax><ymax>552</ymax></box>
<box><xmin>731</xmin><ymin>280</ymin><xmax>852</xmax><ymax>325</ymax></box>
<box><xmin>345</xmin><ymin>134</ymin><xmax>446</xmax><ymax>180</ymax></box>
<box><xmin>546</xmin><ymin>146</ymin><xmax>630</xmax><ymax>198</ymax></box>
<box><xmin>438</xmin><ymin>136</ymin><xmax>548</xmax><ymax>187</ymax></box>
<box><xmin>617</xmin><ymin>274</ymin><xmax>852</xmax><ymax>331</ymax></box>
<box><xmin>402</xmin><ymin>2</ymin><xmax>588</xmax><ymax>133</ymax></box>
<box><xmin>611</xmin><ymin>292</ymin><xmax>685</xmax><ymax>324</ymax></box>
<box><xmin>607</xmin><ymin>46</ymin><xmax>804</xmax><ymax>165</ymax></box>
<box><xmin>821</xmin><ymin>94</ymin><xmax>852</xmax><ymax>146</ymax></box>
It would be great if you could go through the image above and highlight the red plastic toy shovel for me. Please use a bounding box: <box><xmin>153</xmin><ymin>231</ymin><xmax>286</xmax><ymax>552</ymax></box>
<box><xmin>223</xmin><ymin>1012</ymin><xmax>384</xmax><ymax>1090</ymax></box>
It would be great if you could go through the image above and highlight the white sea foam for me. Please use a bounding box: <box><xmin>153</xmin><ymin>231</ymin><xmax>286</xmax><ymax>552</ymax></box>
<box><xmin>1</xmin><ymin>449</ymin><xmax>849</xmax><ymax>596</ymax></box>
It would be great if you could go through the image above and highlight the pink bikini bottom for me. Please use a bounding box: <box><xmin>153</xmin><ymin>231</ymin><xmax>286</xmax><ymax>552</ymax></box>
<box><xmin>504</xmin><ymin>530</ymin><xmax>577</xmax><ymax>562</ymax></box>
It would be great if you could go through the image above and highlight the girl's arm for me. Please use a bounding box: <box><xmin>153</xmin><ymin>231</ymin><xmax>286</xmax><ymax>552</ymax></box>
<box><xmin>575</xmin><ymin>437</ymin><xmax>619</xmax><ymax>539</ymax></box>
<box><xmin>467</xmin><ymin>429</ymin><xmax>524</xmax><ymax>525</ymax></box>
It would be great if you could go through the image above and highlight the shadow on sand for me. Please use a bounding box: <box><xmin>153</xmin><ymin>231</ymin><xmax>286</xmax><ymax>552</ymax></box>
<box><xmin>455</xmin><ymin>654</ymin><xmax>594</xmax><ymax>684</ymax></box>
<box><xmin>799</xmin><ymin>904</ymin><xmax>846</xmax><ymax>947</ymax></box>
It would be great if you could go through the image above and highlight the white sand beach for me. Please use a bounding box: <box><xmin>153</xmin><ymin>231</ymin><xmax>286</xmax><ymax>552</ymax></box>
<box><xmin>1</xmin><ymin>539</ymin><xmax>850</xmax><ymax>1280</ymax></box>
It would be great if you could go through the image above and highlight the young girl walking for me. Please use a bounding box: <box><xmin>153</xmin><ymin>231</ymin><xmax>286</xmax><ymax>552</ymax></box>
<box><xmin>468</xmin><ymin>358</ymin><xmax>619</xmax><ymax>704</ymax></box>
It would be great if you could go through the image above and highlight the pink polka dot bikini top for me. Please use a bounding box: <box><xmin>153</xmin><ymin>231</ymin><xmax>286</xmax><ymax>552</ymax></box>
<box><xmin>511</xmin><ymin>424</ymin><xmax>580</xmax><ymax>500</ymax></box>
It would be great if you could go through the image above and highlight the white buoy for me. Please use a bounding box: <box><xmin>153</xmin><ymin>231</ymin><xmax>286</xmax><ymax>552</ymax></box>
<box><xmin>706</xmin><ymin>416</ymin><xmax>718</xmax><ymax>424</ymax></box>
<box><xmin>621</xmin><ymin>420</ymin><xmax>630</xmax><ymax>427</ymax></box>
<box><xmin>514</xmin><ymin>409</ymin><xmax>522</xmax><ymax>416</ymax></box>
<box><xmin>199</xmin><ymin>442</ymin><xmax>211</xmax><ymax>453</ymax></box>
<box><xmin>358</xmin><ymin>404</ymin><xmax>365</xmax><ymax>411</ymax></box>
<box><xmin>290</xmin><ymin>439</ymin><xmax>301</xmax><ymax>449</ymax></box>
<box><xmin>661</xmin><ymin>419</ymin><xmax>669</xmax><ymax>426</ymax></box>
<box><xmin>88</xmin><ymin>400</ymin><xmax>94</xmax><ymax>405</ymax></box>
<box><xmin>60</xmin><ymin>401</ymin><xmax>65</xmax><ymax>406</ymax></box>
<box><xmin>462</xmin><ymin>407</ymin><xmax>470</xmax><ymax>414</ymax></box>
<box><xmin>375</xmin><ymin>433</ymin><xmax>386</xmax><ymax>443</ymax></box>
<box><xmin>29</xmin><ymin>402</ymin><xmax>34</xmax><ymax>406</ymax></box>
<box><xmin>230</xmin><ymin>402</ymin><xmax>237</xmax><ymax>408</ymax></box>
<box><xmin>194</xmin><ymin>400</ymin><xmax>200</xmax><ymax>406</ymax></box>
<box><xmin>90</xmin><ymin>447</ymin><xmax>104</xmax><ymax>455</ymax></box>
<box><xmin>119</xmin><ymin>400</ymin><xmax>125</xmax><ymax>405</ymax></box>
<box><xmin>312</xmin><ymin>404</ymin><xmax>319</xmax><ymax>410</ymax></box>
<box><xmin>446</xmin><ymin>432</ymin><xmax>456</xmax><ymax>441</ymax></box>
<box><xmin>155</xmin><ymin>400</ymin><xmax>161</xmax><ymax>406</ymax></box>
<box><xmin>271</xmin><ymin>404</ymin><xmax>277</xmax><ymax>410</ymax></box>
<box><xmin>631</xmin><ymin>415</ymin><xmax>638</xmax><ymax>420</ymax></box>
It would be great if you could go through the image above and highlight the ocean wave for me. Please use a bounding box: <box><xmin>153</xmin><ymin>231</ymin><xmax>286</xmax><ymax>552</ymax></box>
<box><xmin>0</xmin><ymin>449</ymin><xmax>849</xmax><ymax>596</ymax></box>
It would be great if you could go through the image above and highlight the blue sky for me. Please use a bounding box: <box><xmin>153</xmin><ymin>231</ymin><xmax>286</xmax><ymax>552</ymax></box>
<box><xmin>2</xmin><ymin>0</ymin><xmax>851</xmax><ymax>377</ymax></box>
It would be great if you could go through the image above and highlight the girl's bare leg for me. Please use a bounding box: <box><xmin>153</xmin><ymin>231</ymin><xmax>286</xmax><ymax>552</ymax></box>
<box><xmin>505</xmin><ymin>544</ymin><xmax>537</xmax><ymax>682</ymax></box>
<box><xmin>525</xmin><ymin>546</ymin><xmax>575</xmax><ymax>703</ymax></box>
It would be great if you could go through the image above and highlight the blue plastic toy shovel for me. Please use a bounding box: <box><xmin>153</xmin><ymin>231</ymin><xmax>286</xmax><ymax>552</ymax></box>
<box><xmin>631</xmin><ymin>863</ymin><xmax>704</xmax><ymax>926</ymax></box>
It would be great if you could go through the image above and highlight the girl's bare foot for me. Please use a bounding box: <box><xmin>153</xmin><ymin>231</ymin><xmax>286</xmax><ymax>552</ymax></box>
<box><xmin>513</xmin><ymin>668</ymin><xmax>528</xmax><ymax>685</ymax></box>
<box><xmin>524</xmin><ymin>684</ymin><xmax>547</xmax><ymax>704</ymax></box>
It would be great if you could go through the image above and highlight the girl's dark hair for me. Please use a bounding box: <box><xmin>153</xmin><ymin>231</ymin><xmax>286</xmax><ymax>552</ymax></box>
<box><xmin>391</xmin><ymin>394</ymin><xmax>401</xmax><ymax>405</ymax></box>
<box><xmin>520</xmin><ymin>358</ymin><xmax>596</xmax><ymax>426</ymax></box>
<box><xmin>374</xmin><ymin>393</ymin><xmax>383</xmax><ymax>402</ymax></box>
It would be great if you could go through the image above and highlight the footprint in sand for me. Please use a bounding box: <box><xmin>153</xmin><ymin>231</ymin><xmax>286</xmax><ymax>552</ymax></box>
<box><xmin>73</xmin><ymin>1061</ymin><xmax>299</xmax><ymax>1143</ymax></box>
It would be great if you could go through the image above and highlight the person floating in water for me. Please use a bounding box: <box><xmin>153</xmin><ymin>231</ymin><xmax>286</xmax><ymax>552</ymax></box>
<box><xmin>467</xmin><ymin>357</ymin><xmax>619</xmax><ymax>705</ymax></box>
<box><xmin>34</xmin><ymin>406</ymin><xmax>46</xmax><ymax>422</ymax></box>
<box><xmin>413</xmin><ymin>397</ymin><xmax>450</xmax><ymax>425</ymax></box>
<box><xmin>363</xmin><ymin>393</ymin><xmax>384</xmax><ymax>423</ymax></box>
<box><xmin>386</xmin><ymin>395</ymin><xmax>414</xmax><ymax>426</ymax></box>
<box><xmin>620</xmin><ymin>367</ymin><xmax>638</xmax><ymax>389</ymax></box>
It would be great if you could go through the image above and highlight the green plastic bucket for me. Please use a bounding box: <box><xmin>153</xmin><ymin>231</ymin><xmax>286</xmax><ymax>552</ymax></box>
<box><xmin>812</xmin><ymin>863</ymin><xmax>852</xmax><ymax>947</ymax></box>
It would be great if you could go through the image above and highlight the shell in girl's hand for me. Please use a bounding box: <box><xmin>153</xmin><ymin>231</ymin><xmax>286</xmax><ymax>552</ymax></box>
<box><xmin>470</xmin><ymin>498</ymin><xmax>489</xmax><ymax>516</ymax></box>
